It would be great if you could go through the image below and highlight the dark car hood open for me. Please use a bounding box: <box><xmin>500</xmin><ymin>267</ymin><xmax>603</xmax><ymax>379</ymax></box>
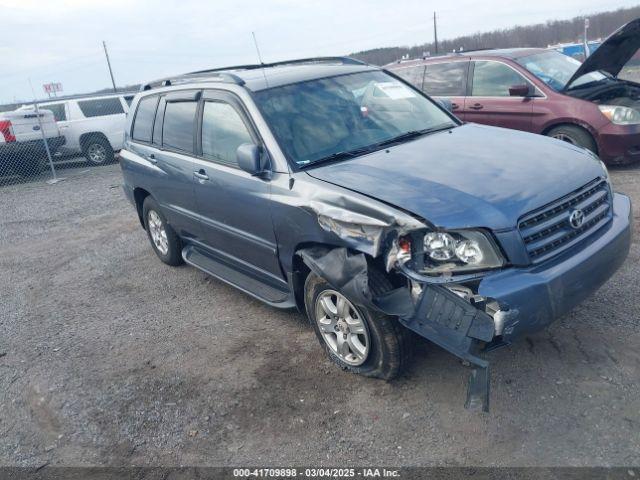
<box><xmin>305</xmin><ymin>123</ymin><xmax>604</xmax><ymax>231</ymax></box>
<box><xmin>565</xmin><ymin>18</ymin><xmax>640</xmax><ymax>90</ymax></box>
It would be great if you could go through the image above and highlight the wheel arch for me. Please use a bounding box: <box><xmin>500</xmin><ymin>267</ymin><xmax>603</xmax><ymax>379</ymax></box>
<box><xmin>291</xmin><ymin>242</ymin><xmax>336</xmax><ymax>313</ymax></box>
<box><xmin>290</xmin><ymin>241</ymin><xmax>392</xmax><ymax>313</ymax></box>
<box><xmin>79</xmin><ymin>131</ymin><xmax>111</xmax><ymax>149</ymax></box>
<box><xmin>540</xmin><ymin>120</ymin><xmax>599</xmax><ymax>154</ymax></box>
<box><xmin>133</xmin><ymin>187</ymin><xmax>151</xmax><ymax>228</ymax></box>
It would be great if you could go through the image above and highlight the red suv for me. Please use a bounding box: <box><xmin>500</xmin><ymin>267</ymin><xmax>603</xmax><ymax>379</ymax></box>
<box><xmin>387</xmin><ymin>18</ymin><xmax>640</xmax><ymax>164</ymax></box>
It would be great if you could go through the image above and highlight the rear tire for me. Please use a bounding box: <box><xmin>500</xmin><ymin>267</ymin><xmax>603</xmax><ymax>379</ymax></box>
<box><xmin>82</xmin><ymin>136</ymin><xmax>114</xmax><ymax>165</ymax></box>
<box><xmin>304</xmin><ymin>267</ymin><xmax>413</xmax><ymax>380</ymax></box>
<box><xmin>142</xmin><ymin>196</ymin><xmax>184</xmax><ymax>266</ymax></box>
<box><xmin>547</xmin><ymin>125</ymin><xmax>597</xmax><ymax>154</ymax></box>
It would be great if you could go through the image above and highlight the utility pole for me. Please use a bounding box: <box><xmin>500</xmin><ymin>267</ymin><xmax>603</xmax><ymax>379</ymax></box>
<box><xmin>433</xmin><ymin>12</ymin><xmax>439</xmax><ymax>55</ymax></box>
<box><xmin>583</xmin><ymin>18</ymin><xmax>590</xmax><ymax>58</ymax></box>
<box><xmin>102</xmin><ymin>40</ymin><xmax>117</xmax><ymax>92</ymax></box>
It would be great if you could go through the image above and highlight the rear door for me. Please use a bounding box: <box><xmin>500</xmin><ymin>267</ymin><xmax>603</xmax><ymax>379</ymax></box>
<box><xmin>421</xmin><ymin>60</ymin><xmax>469</xmax><ymax>118</ymax></box>
<box><xmin>392</xmin><ymin>63</ymin><xmax>426</xmax><ymax>90</ymax></box>
<box><xmin>464</xmin><ymin>60</ymin><xmax>534</xmax><ymax>131</ymax></box>
<box><xmin>76</xmin><ymin>97</ymin><xmax>127</xmax><ymax>150</ymax></box>
<box><xmin>192</xmin><ymin>89</ymin><xmax>283</xmax><ymax>281</ymax></box>
<box><xmin>129</xmin><ymin>92</ymin><xmax>200</xmax><ymax>238</ymax></box>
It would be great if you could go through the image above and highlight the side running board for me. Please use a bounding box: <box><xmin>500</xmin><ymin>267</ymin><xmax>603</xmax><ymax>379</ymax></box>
<box><xmin>182</xmin><ymin>245</ymin><xmax>296</xmax><ymax>308</ymax></box>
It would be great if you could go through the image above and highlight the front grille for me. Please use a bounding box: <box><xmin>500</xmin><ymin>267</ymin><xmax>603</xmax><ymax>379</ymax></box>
<box><xmin>518</xmin><ymin>177</ymin><xmax>612</xmax><ymax>263</ymax></box>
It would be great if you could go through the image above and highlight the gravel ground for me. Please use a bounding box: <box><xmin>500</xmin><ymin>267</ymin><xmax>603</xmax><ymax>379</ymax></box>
<box><xmin>0</xmin><ymin>162</ymin><xmax>639</xmax><ymax>467</ymax></box>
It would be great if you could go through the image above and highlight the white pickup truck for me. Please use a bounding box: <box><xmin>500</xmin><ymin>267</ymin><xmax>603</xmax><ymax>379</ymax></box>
<box><xmin>19</xmin><ymin>94</ymin><xmax>133</xmax><ymax>165</ymax></box>
<box><xmin>0</xmin><ymin>109</ymin><xmax>65</xmax><ymax>177</ymax></box>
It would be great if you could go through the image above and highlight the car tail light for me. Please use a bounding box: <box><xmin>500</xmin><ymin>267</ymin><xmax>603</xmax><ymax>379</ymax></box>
<box><xmin>0</xmin><ymin>120</ymin><xmax>16</xmax><ymax>142</ymax></box>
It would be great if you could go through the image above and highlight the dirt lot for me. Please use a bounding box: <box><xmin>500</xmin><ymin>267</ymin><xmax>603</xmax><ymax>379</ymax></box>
<box><xmin>1</xmin><ymin>162</ymin><xmax>639</xmax><ymax>467</ymax></box>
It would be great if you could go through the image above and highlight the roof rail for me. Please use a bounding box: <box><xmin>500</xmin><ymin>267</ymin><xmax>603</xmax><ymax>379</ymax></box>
<box><xmin>141</xmin><ymin>57</ymin><xmax>367</xmax><ymax>91</ymax></box>
<box><xmin>455</xmin><ymin>48</ymin><xmax>495</xmax><ymax>53</ymax></box>
<box><xmin>141</xmin><ymin>71</ymin><xmax>246</xmax><ymax>91</ymax></box>
<box><xmin>190</xmin><ymin>56</ymin><xmax>367</xmax><ymax>74</ymax></box>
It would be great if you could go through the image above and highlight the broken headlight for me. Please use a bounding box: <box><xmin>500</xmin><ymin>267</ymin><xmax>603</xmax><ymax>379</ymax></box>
<box><xmin>392</xmin><ymin>230</ymin><xmax>504</xmax><ymax>274</ymax></box>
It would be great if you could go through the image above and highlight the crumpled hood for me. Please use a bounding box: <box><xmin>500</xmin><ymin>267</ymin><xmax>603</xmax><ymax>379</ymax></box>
<box><xmin>565</xmin><ymin>18</ymin><xmax>640</xmax><ymax>89</ymax></box>
<box><xmin>305</xmin><ymin>123</ymin><xmax>605</xmax><ymax>230</ymax></box>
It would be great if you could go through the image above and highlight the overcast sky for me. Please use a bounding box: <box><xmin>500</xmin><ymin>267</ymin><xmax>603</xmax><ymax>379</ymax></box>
<box><xmin>1</xmin><ymin>0</ymin><xmax>638</xmax><ymax>103</ymax></box>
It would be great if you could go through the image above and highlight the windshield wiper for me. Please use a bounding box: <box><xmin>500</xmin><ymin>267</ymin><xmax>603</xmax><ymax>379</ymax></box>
<box><xmin>299</xmin><ymin>123</ymin><xmax>456</xmax><ymax>168</ymax></box>
<box><xmin>300</xmin><ymin>145</ymin><xmax>377</xmax><ymax>168</ymax></box>
<box><xmin>375</xmin><ymin>123</ymin><xmax>455</xmax><ymax>148</ymax></box>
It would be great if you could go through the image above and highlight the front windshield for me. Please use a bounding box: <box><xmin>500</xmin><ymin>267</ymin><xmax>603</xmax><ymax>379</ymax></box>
<box><xmin>516</xmin><ymin>51</ymin><xmax>608</xmax><ymax>91</ymax></box>
<box><xmin>253</xmin><ymin>70</ymin><xmax>456</xmax><ymax>167</ymax></box>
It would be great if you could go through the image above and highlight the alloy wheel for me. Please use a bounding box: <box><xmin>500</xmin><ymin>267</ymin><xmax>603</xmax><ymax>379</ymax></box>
<box><xmin>314</xmin><ymin>290</ymin><xmax>370</xmax><ymax>366</ymax></box>
<box><xmin>87</xmin><ymin>143</ymin><xmax>107</xmax><ymax>164</ymax></box>
<box><xmin>148</xmin><ymin>210</ymin><xmax>169</xmax><ymax>255</ymax></box>
<box><xmin>551</xmin><ymin>133</ymin><xmax>577</xmax><ymax>145</ymax></box>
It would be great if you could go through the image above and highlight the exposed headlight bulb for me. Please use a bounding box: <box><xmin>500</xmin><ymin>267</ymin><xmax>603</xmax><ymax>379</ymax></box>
<box><xmin>397</xmin><ymin>236</ymin><xmax>412</xmax><ymax>263</ymax></box>
<box><xmin>424</xmin><ymin>232</ymin><xmax>455</xmax><ymax>260</ymax></box>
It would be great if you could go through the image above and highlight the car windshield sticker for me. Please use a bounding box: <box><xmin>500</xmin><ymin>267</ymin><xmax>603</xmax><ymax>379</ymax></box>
<box><xmin>375</xmin><ymin>82</ymin><xmax>416</xmax><ymax>99</ymax></box>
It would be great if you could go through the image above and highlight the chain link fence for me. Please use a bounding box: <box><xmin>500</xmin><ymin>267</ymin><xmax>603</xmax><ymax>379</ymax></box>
<box><xmin>0</xmin><ymin>92</ymin><xmax>136</xmax><ymax>187</ymax></box>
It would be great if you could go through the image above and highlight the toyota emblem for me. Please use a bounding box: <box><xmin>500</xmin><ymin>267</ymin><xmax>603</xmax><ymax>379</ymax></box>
<box><xmin>569</xmin><ymin>209</ymin><xmax>585</xmax><ymax>229</ymax></box>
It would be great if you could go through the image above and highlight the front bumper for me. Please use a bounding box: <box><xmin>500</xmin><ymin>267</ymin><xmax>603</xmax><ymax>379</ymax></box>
<box><xmin>478</xmin><ymin>192</ymin><xmax>632</xmax><ymax>341</ymax></box>
<box><xmin>396</xmin><ymin>193</ymin><xmax>631</xmax><ymax>411</ymax></box>
<box><xmin>596</xmin><ymin>122</ymin><xmax>640</xmax><ymax>164</ymax></box>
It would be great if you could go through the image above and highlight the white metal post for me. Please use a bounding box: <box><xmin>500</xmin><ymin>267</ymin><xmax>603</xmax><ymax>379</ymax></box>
<box><xmin>29</xmin><ymin>79</ymin><xmax>61</xmax><ymax>184</ymax></box>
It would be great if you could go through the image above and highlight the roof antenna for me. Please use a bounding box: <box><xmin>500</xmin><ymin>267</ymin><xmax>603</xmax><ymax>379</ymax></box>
<box><xmin>252</xmin><ymin>31</ymin><xmax>269</xmax><ymax>87</ymax></box>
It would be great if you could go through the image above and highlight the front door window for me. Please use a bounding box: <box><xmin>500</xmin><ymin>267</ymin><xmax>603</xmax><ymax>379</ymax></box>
<box><xmin>471</xmin><ymin>61</ymin><xmax>530</xmax><ymax>96</ymax></box>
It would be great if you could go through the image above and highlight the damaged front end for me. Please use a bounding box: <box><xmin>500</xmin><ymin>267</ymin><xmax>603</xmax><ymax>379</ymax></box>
<box><xmin>300</xmin><ymin>182</ymin><xmax>632</xmax><ymax>413</ymax></box>
<box><xmin>300</xmin><ymin>214</ymin><xmax>511</xmax><ymax>412</ymax></box>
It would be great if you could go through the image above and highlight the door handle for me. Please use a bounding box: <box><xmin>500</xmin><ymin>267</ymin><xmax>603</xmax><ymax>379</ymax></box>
<box><xmin>194</xmin><ymin>169</ymin><xmax>209</xmax><ymax>181</ymax></box>
<box><xmin>469</xmin><ymin>103</ymin><xmax>484</xmax><ymax>110</ymax></box>
<box><xmin>147</xmin><ymin>153</ymin><xmax>157</xmax><ymax>164</ymax></box>
<box><xmin>451</xmin><ymin>102</ymin><xmax>459</xmax><ymax>110</ymax></box>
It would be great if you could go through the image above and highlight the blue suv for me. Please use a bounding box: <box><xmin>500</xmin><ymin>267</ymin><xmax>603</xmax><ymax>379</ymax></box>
<box><xmin>120</xmin><ymin>57</ymin><xmax>631</xmax><ymax>411</ymax></box>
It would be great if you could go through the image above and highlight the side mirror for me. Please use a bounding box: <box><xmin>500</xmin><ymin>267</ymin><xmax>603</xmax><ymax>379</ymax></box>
<box><xmin>237</xmin><ymin>143</ymin><xmax>262</xmax><ymax>175</ymax></box>
<box><xmin>508</xmin><ymin>84</ymin><xmax>532</xmax><ymax>97</ymax></box>
<box><xmin>436</xmin><ymin>98</ymin><xmax>453</xmax><ymax>112</ymax></box>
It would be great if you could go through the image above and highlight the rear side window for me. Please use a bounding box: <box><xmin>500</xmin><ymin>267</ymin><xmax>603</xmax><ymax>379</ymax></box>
<box><xmin>201</xmin><ymin>101</ymin><xmax>253</xmax><ymax>165</ymax></box>
<box><xmin>394</xmin><ymin>65</ymin><xmax>426</xmax><ymax>90</ymax></box>
<box><xmin>162</xmin><ymin>101</ymin><xmax>197</xmax><ymax>153</ymax></box>
<box><xmin>77</xmin><ymin>98</ymin><xmax>125</xmax><ymax>118</ymax></box>
<box><xmin>471</xmin><ymin>61</ymin><xmax>528</xmax><ymax>96</ymax></box>
<box><xmin>422</xmin><ymin>62</ymin><xmax>468</xmax><ymax>96</ymax></box>
<box><xmin>132</xmin><ymin>95</ymin><xmax>159</xmax><ymax>142</ymax></box>
<box><xmin>42</xmin><ymin>104</ymin><xmax>66</xmax><ymax>121</ymax></box>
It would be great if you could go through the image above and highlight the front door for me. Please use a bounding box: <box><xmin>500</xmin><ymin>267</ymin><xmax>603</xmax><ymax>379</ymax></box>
<box><xmin>192</xmin><ymin>90</ymin><xmax>284</xmax><ymax>282</ymax></box>
<box><xmin>463</xmin><ymin>60</ymin><xmax>534</xmax><ymax>131</ymax></box>
<box><xmin>40</xmin><ymin>102</ymin><xmax>75</xmax><ymax>151</ymax></box>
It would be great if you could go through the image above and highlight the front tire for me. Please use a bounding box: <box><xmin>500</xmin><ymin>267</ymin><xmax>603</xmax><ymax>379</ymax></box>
<box><xmin>304</xmin><ymin>269</ymin><xmax>413</xmax><ymax>380</ymax></box>
<box><xmin>547</xmin><ymin>125</ymin><xmax>597</xmax><ymax>153</ymax></box>
<box><xmin>142</xmin><ymin>196</ymin><xmax>184</xmax><ymax>266</ymax></box>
